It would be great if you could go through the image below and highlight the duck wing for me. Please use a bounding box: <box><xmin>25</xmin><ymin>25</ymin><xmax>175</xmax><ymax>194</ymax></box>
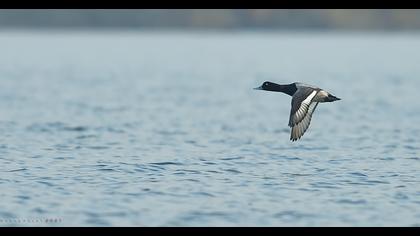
<box><xmin>288</xmin><ymin>88</ymin><xmax>319</xmax><ymax>141</ymax></box>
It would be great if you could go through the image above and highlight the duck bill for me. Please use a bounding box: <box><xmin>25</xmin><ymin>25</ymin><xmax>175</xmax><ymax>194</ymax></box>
<box><xmin>327</xmin><ymin>94</ymin><xmax>341</xmax><ymax>102</ymax></box>
<box><xmin>254</xmin><ymin>86</ymin><xmax>263</xmax><ymax>90</ymax></box>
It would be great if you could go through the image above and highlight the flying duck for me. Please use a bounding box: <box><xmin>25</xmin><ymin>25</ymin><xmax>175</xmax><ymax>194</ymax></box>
<box><xmin>254</xmin><ymin>81</ymin><xmax>341</xmax><ymax>141</ymax></box>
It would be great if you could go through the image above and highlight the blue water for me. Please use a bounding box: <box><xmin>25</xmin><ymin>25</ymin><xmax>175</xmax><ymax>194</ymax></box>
<box><xmin>0</xmin><ymin>31</ymin><xmax>419</xmax><ymax>226</ymax></box>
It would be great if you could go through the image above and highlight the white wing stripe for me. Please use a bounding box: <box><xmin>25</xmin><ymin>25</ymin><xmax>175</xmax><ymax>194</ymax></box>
<box><xmin>290</xmin><ymin>102</ymin><xmax>319</xmax><ymax>141</ymax></box>
<box><xmin>302</xmin><ymin>91</ymin><xmax>317</xmax><ymax>105</ymax></box>
<box><xmin>291</xmin><ymin>91</ymin><xmax>315</xmax><ymax>126</ymax></box>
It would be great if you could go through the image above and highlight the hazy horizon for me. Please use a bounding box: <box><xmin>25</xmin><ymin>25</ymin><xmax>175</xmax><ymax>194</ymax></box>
<box><xmin>0</xmin><ymin>9</ymin><xmax>420</xmax><ymax>31</ymax></box>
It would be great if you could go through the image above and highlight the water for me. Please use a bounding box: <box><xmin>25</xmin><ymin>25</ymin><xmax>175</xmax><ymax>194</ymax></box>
<box><xmin>0</xmin><ymin>30</ymin><xmax>419</xmax><ymax>226</ymax></box>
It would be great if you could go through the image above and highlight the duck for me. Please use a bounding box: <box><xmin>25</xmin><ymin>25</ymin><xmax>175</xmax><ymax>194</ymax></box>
<box><xmin>254</xmin><ymin>81</ymin><xmax>341</xmax><ymax>141</ymax></box>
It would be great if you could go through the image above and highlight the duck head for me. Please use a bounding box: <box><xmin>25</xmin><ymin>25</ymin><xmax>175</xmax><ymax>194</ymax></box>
<box><xmin>254</xmin><ymin>81</ymin><xmax>277</xmax><ymax>91</ymax></box>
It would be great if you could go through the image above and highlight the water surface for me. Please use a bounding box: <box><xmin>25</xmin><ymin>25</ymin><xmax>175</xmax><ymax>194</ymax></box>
<box><xmin>0</xmin><ymin>31</ymin><xmax>419</xmax><ymax>226</ymax></box>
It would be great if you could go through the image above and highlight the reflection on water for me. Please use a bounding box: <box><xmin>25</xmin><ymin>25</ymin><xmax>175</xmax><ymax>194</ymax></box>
<box><xmin>0</xmin><ymin>31</ymin><xmax>419</xmax><ymax>226</ymax></box>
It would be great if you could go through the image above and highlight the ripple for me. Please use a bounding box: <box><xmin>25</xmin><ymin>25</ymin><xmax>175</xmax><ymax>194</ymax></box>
<box><xmin>284</xmin><ymin>173</ymin><xmax>312</xmax><ymax>177</ymax></box>
<box><xmin>273</xmin><ymin>128</ymin><xmax>289</xmax><ymax>133</ymax></box>
<box><xmin>98</xmin><ymin>168</ymin><xmax>118</xmax><ymax>172</ymax></box>
<box><xmin>86</xmin><ymin>146</ymin><xmax>109</xmax><ymax>150</ymax></box>
<box><xmin>0</xmin><ymin>211</ymin><xmax>16</xmax><ymax>218</ymax></box>
<box><xmin>27</xmin><ymin>122</ymin><xmax>88</xmax><ymax>133</ymax></box>
<box><xmin>94</xmin><ymin>127</ymin><xmax>125</xmax><ymax>134</ymax></box>
<box><xmin>92</xmin><ymin>105</ymin><xmax>128</xmax><ymax>113</ymax></box>
<box><xmin>365</xmin><ymin>180</ymin><xmax>390</xmax><ymax>185</ymax></box>
<box><xmin>349</xmin><ymin>172</ymin><xmax>368</xmax><ymax>177</ymax></box>
<box><xmin>31</xmin><ymin>207</ymin><xmax>48</xmax><ymax>214</ymax></box>
<box><xmin>175</xmin><ymin>169</ymin><xmax>201</xmax><ymax>174</ymax></box>
<box><xmin>222</xmin><ymin>168</ymin><xmax>242</xmax><ymax>174</ymax></box>
<box><xmin>202</xmin><ymin>161</ymin><xmax>217</xmax><ymax>165</ymax></box>
<box><xmin>220</xmin><ymin>156</ymin><xmax>244</xmax><ymax>161</ymax></box>
<box><xmin>156</xmin><ymin>130</ymin><xmax>188</xmax><ymax>136</ymax></box>
<box><xmin>37</xmin><ymin>181</ymin><xmax>55</xmax><ymax>187</ymax></box>
<box><xmin>85</xmin><ymin>218</ymin><xmax>111</xmax><ymax>226</ymax></box>
<box><xmin>62</xmin><ymin>126</ymin><xmax>88</xmax><ymax>132</ymax></box>
<box><xmin>54</xmin><ymin>156</ymin><xmax>74</xmax><ymax>160</ymax></box>
<box><xmin>336</xmin><ymin>199</ymin><xmax>367</xmax><ymax>204</ymax></box>
<box><xmin>199</xmin><ymin>211</ymin><xmax>229</xmax><ymax>217</ymax></box>
<box><xmin>5</xmin><ymin>168</ymin><xmax>27</xmax><ymax>172</ymax></box>
<box><xmin>404</xmin><ymin>145</ymin><xmax>419</xmax><ymax>150</ymax></box>
<box><xmin>16</xmin><ymin>195</ymin><xmax>31</xmax><ymax>200</ymax></box>
<box><xmin>384</xmin><ymin>144</ymin><xmax>397</xmax><ymax>149</ymax></box>
<box><xmin>298</xmin><ymin>146</ymin><xmax>329</xmax><ymax>151</ymax></box>
<box><xmin>205</xmin><ymin>170</ymin><xmax>222</xmax><ymax>174</ymax></box>
<box><xmin>283</xmin><ymin>156</ymin><xmax>302</xmax><ymax>161</ymax></box>
<box><xmin>273</xmin><ymin>211</ymin><xmax>316</xmax><ymax>221</ymax></box>
<box><xmin>76</xmin><ymin>134</ymin><xmax>98</xmax><ymax>139</ymax></box>
<box><xmin>394</xmin><ymin>192</ymin><xmax>409</xmax><ymax>200</ymax></box>
<box><xmin>193</xmin><ymin>192</ymin><xmax>215</xmax><ymax>197</ymax></box>
<box><xmin>343</xmin><ymin>179</ymin><xmax>390</xmax><ymax>186</ymax></box>
<box><xmin>149</xmin><ymin>162</ymin><xmax>183</xmax><ymax>166</ymax></box>
<box><xmin>311</xmin><ymin>182</ymin><xmax>340</xmax><ymax>189</ymax></box>
<box><xmin>268</xmin><ymin>154</ymin><xmax>302</xmax><ymax>161</ymax></box>
<box><xmin>182</xmin><ymin>178</ymin><xmax>200</xmax><ymax>182</ymax></box>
